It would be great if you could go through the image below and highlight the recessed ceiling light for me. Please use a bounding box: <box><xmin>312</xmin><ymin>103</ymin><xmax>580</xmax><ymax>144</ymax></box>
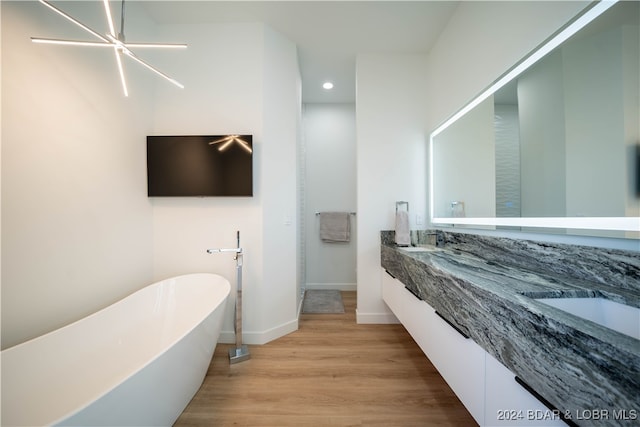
<box><xmin>322</xmin><ymin>81</ymin><xmax>334</xmax><ymax>90</ymax></box>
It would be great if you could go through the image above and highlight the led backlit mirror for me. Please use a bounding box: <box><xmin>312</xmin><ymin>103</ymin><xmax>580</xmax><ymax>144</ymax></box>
<box><xmin>430</xmin><ymin>0</ymin><xmax>639</xmax><ymax>238</ymax></box>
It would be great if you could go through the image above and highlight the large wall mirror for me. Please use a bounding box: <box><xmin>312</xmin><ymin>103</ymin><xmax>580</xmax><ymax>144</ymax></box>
<box><xmin>430</xmin><ymin>0</ymin><xmax>639</xmax><ymax>239</ymax></box>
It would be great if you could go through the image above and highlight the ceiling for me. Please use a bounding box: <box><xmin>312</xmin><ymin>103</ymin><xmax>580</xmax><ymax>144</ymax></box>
<box><xmin>140</xmin><ymin>1</ymin><xmax>459</xmax><ymax>103</ymax></box>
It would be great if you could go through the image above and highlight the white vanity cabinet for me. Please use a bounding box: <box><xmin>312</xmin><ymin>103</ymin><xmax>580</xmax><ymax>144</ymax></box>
<box><xmin>381</xmin><ymin>269</ymin><xmax>433</xmax><ymax>352</ymax></box>
<box><xmin>485</xmin><ymin>353</ymin><xmax>566</xmax><ymax>427</ymax></box>
<box><xmin>382</xmin><ymin>268</ymin><xmax>567</xmax><ymax>427</ymax></box>
<box><xmin>381</xmin><ymin>269</ymin><xmax>485</xmax><ymax>425</ymax></box>
<box><xmin>428</xmin><ymin>301</ymin><xmax>486</xmax><ymax>424</ymax></box>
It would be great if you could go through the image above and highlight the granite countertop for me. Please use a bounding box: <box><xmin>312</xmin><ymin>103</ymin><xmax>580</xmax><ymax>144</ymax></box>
<box><xmin>381</xmin><ymin>236</ymin><xmax>640</xmax><ymax>427</ymax></box>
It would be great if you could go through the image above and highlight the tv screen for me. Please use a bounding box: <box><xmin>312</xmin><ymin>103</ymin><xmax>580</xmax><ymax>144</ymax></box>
<box><xmin>147</xmin><ymin>135</ymin><xmax>253</xmax><ymax>197</ymax></box>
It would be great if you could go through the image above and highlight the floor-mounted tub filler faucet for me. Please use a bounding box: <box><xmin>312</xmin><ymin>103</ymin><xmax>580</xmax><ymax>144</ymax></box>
<box><xmin>206</xmin><ymin>231</ymin><xmax>250</xmax><ymax>364</ymax></box>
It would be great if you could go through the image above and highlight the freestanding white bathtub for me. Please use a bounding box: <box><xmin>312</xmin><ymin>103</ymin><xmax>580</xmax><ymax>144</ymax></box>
<box><xmin>1</xmin><ymin>273</ymin><xmax>230</xmax><ymax>426</ymax></box>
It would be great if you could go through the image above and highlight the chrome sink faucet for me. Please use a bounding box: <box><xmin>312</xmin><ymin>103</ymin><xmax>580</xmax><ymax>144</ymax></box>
<box><xmin>206</xmin><ymin>247</ymin><xmax>242</xmax><ymax>261</ymax></box>
<box><xmin>206</xmin><ymin>248</ymin><xmax>241</xmax><ymax>253</ymax></box>
<box><xmin>207</xmin><ymin>231</ymin><xmax>243</xmax><ymax>262</ymax></box>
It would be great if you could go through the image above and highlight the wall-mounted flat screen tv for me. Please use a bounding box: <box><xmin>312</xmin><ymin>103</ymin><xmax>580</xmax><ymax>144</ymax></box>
<box><xmin>147</xmin><ymin>135</ymin><xmax>253</xmax><ymax>197</ymax></box>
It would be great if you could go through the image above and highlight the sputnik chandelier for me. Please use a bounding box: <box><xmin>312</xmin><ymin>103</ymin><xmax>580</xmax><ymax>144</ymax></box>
<box><xmin>209</xmin><ymin>135</ymin><xmax>253</xmax><ymax>154</ymax></box>
<box><xmin>31</xmin><ymin>0</ymin><xmax>186</xmax><ymax>96</ymax></box>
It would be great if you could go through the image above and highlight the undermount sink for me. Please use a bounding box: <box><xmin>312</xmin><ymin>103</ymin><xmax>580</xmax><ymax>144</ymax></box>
<box><xmin>398</xmin><ymin>246</ymin><xmax>440</xmax><ymax>253</ymax></box>
<box><xmin>536</xmin><ymin>297</ymin><xmax>640</xmax><ymax>340</ymax></box>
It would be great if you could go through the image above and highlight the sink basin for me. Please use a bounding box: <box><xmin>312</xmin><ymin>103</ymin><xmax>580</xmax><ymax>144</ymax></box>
<box><xmin>536</xmin><ymin>297</ymin><xmax>640</xmax><ymax>340</ymax></box>
<box><xmin>398</xmin><ymin>246</ymin><xmax>440</xmax><ymax>253</ymax></box>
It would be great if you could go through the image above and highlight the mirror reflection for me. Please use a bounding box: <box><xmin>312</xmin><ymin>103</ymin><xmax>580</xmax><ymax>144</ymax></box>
<box><xmin>431</xmin><ymin>1</ymin><xmax>639</xmax><ymax>238</ymax></box>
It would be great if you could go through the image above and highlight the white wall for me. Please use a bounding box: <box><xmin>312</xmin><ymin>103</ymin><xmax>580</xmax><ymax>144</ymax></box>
<box><xmin>354</xmin><ymin>2</ymin><xmax>591</xmax><ymax>324</ymax></box>
<box><xmin>2</xmin><ymin>3</ymin><xmax>301</xmax><ymax>349</ymax></box>
<box><xmin>150</xmin><ymin>22</ymin><xmax>300</xmax><ymax>344</ymax></box>
<box><xmin>426</xmin><ymin>0</ymin><xmax>637</xmax><ymax>244</ymax></box>
<box><xmin>1</xmin><ymin>1</ymin><xmax>4</xmax><ymax>344</ymax></box>
<box><xmin>1</xmin><ymin>1</ymin><xmax>156</xmax><ymax>349</ymax></box>
<box><xmin>622</xmin><ymin>23</ymin><xmax>640</xmax><ymax>223</ymax></box>
<box><xmin>425</xmin><ymin>1</ymin><xmax>589</xmax><ymax>135</ymax></box>
<box><xmin>425</xmin><ymin>0</ymin><xmax>590</xmax><ymax>238</ymax></box>
<box><xmin>260</xmin><ymin>26</ymin><xmax>301</xmax><ymax>341</ymax></box>
<box><xmin>356</xmin><ymin>54</ymin><xmax>428</xmax><ymax>323</ymax></box>
<box><xmin>563</xmin><ymin>25</ymin><xmax>627</xmax><ymax>219</ymax></box>
<box><xmin>518</xmin><ymin>51</ymin><xmax>566</xmax><ymax>218</ymax></box>
<box><xmin>2</xmin><ymin>0</ymin><xmax>612</xmax><ymax>349</ymax></box>
<box><xmin>303</xmin><ymin>104</ymin><xmax>357</xmax><ymax>290</ymax></box>
<box><xmin>432</xmin><ymin>96</ymin><xmax>495</xmax><ymax>219</ymax></box>
<box><xmin>149</xmin><ymin>22</ymin><xmax>264</xmax><ymax>342</ymax></box>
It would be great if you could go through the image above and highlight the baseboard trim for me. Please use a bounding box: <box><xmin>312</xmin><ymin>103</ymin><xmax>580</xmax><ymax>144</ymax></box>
<box><xmin>218</xmin><ymin>332</ymin><xmax>235</xmax><ymax>344</ymax></box>
<box><xmin>356</xmin><ymin>309</ymin><xmax>399</xmax><ymax>324</ymax></box>
<box><xmin>218</xmin><ymin>317</ymin><xmax>299</xmax><ymax>345</ymax></box>
<box><xmin>305</xmin><ymin>282</ymin><xmax>357</xmax><ymax>291</ymax></box>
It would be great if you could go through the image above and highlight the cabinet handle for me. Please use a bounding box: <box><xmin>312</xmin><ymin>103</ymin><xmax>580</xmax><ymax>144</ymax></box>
<box><xmin>435</xmin><ymin>311</ymin><xmax>470</xmax><ymax>339</ymax></box>
<box><xmin>514</xmin><ymin>376</ymin><xmax>578</xmax><ymax>427</ymax></box>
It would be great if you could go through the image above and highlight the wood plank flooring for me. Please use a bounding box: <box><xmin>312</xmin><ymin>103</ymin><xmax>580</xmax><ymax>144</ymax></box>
<box><xmin>174</xmin><ymin>291</ymin><xmax>477</xmax><ymax>426</ymax></box>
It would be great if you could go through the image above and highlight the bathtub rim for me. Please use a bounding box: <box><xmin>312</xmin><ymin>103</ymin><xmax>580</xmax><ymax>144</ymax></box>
<box><xmin>3</xmin><ymin>272</ymin><xmax>230</xmax><ymax>352</ymax></box>
<box><xmin>1</xmin><ymin>272</ymin><xmax>231</xmax><ymax>427</ymax></box>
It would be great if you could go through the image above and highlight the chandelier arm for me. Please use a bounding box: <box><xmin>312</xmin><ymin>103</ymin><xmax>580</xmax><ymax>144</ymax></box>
<box><xmin>123</xmin><ymin>42</ymin><xmax>187</xmax><ymax>49</ymax></box>
<box><xmin>114</xmin><ymin>48</ymin><xmax>129</xmax><ymax>97</ymax></box>
<box><xmin>103</xmin><ymin>0</ymin><xmax>117</xmax><ymax>38</ymax></box>
<box><xmin>122</xmin><ymin>49</ymin><xmax>184</xmax><ymax>89</ymax></box>
<box><xmin>34</xmin><ymin>0</ymin><xmax>186</xmax><ymax>95</ymax></box>
<box><xmin>31</xmin><ymin>38</ymin><xmax>113</xmax><ymax>47</ymax></box>
<box><xmin>37</xmin><ymin>0</ymin><xmax>110</xmax><ymax>44</ymax></box>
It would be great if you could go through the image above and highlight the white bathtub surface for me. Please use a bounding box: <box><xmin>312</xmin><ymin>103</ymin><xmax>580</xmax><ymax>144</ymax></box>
<box><xmin>1</xmin><ymin>273</ymin><xmax>230</xmax><ymax>426</ymax></box>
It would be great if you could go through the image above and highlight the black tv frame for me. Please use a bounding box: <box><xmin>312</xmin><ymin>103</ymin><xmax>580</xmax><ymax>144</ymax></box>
<box><xmin>146</xmin><ymin>135</ymin><xmax>253</xmax><ymax>197</ymax></box>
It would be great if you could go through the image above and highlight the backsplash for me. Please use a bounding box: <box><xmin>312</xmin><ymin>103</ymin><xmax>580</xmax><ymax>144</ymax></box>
<box><xmin>381</xmin><ymin>230</ymin><xmax>640</xmax><ymax>293</ymax></box>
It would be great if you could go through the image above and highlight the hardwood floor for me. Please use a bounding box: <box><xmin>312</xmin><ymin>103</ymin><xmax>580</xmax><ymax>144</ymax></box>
<box><xmin>174</xmin><ymin>291</ymin><xmax>477</xmax><ymax>426</ymax></box>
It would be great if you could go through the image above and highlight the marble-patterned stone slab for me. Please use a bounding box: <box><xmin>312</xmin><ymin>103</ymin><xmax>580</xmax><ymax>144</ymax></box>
<box><xmin>380</xmin><ymin>230</ymin><xmax>640</xmax><ymax>427</ymax></box>
<box><xmin>439</xmin><ymin>231</ymin><xmax>640</xmax><ymax>292</ymax></box>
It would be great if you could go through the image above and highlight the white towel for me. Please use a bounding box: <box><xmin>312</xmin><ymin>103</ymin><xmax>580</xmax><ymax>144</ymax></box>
<box><xmin>319</xmin><ymin>212</ymin><xmax>351</xmax><ymax>243</ymax></box>
<box><xmin>394</xmin><ymin>211</ymin><xmax>410</xmax><ymax>246</ymax></box>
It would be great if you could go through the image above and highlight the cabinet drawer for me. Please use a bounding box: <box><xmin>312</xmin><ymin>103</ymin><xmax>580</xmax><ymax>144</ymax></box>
<box><xmin>382</xmin><ymin>269</ymin><xmax>432</xmax><ymax>352</ymax></box>
<box><xmin>428</xmin><ymin>308</ymin><xmax>485</xmax><ymax>425</ymax></box>
<box><xmin>381</xmin><ymin>268</ymin><xmax>485</xmax><ymax>425</ymax></box>
<box><xmin>485</xmin><ymin>352</ymin><xmax>566</xmax><ymax>426</ymax></box>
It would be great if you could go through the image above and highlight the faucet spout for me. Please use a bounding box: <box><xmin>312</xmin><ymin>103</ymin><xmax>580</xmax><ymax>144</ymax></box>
<box><xmin>206</xmin><ymin>248</ymin><xmax>242</xmax><ymax>254</ymax></box>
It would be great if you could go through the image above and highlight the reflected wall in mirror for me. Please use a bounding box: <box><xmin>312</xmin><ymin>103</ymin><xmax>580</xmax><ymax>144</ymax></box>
<box><xmin>430</xmin><ymin>0</ymin><xmax>639</xmax><ymax>238</ymax></box>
